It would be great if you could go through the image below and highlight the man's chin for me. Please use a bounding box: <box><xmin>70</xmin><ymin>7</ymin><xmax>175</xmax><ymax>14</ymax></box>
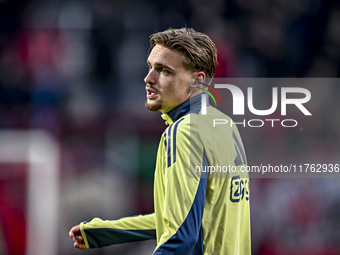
<box><xmin>145</xmin><ymin>101</ymin><xmax>162</xmax><ymax>112</ymax></box>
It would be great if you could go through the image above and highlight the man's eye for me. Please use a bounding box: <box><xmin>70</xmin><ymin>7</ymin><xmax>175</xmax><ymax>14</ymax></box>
<box><xmin>161</xmin><ymin>68</ymin><xmax>170</xmax><ymax>74</ymax></box>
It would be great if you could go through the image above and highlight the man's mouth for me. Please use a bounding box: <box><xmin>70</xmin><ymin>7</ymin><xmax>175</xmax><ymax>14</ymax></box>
<box><xmin>146</xmin><ymin>89</ymin><xmax>158</xmax><ymax>99</ymax></box>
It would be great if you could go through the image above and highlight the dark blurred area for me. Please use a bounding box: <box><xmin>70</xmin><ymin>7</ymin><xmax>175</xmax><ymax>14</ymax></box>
<box><xmin>0</xmin><ymin>0</ymin><xmax>339</xmax><ymax>254</ymax></box>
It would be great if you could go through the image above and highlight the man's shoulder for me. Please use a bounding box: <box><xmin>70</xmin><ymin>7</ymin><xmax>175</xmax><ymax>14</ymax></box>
<box><xmin>164</xmin><ymin>106</ymin><xmax>235</xmax><ymax>135</ymax></box>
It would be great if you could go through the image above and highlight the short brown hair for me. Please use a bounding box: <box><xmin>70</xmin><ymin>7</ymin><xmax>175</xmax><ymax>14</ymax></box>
<box><xmin>150</xmin><ymin>27</ymin><xmax>217</xmax><ymax>84</ymax></box>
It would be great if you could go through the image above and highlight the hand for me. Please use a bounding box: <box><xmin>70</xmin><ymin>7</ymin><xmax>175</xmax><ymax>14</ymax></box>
<box><xmin>69</xmin><ymin>225</ymin><xmax>86</xmax><ymax>249</ymax></box>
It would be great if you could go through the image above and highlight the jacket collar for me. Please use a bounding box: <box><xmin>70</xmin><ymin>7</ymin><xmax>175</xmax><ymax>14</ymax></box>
<box><xmin>161</xmin><ymin>93</ymin><xmax>207</xmax><ymax>125</ymax></box>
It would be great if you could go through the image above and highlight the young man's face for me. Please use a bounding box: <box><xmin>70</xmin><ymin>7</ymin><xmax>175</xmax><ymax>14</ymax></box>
<box><xmin>145</xmin><ymin>44</ymin><xmax>195</xmax><ymax>114</ymax></box>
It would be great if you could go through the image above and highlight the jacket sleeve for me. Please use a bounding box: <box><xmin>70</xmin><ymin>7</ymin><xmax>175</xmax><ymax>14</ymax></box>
<box><xmin>80</xmin><ymin>213</ymin><xmax>156</xmax><ymax>249</ymax></box>
<box><xmin>154</xmin><ymin>119</ymin><xmax>208</xmax><ymax>254</ymax></box>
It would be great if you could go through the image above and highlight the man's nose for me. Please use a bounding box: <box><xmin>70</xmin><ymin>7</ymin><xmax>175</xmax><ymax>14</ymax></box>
<box><xmin>144</xmin><ymin>68</ymin><xmax>156</xmax><ymax>84</ymax></box>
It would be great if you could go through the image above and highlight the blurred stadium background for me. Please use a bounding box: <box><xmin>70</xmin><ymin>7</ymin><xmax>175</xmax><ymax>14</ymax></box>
<box><xmin>0</xmin><ymin>0</ymin><xmax>339</xmax><ymax>254</ymax></box>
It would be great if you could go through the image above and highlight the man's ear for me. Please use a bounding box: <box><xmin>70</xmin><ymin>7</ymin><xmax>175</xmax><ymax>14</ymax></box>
<box><xmin>195</xmin><ymin>72</ymin><xmax>206</xmax><ymax>84</ymax></box>
<box><xmin>195</xmin><ymin>77</ymin><xmax>203</xmax><ymax>84</ymax></box>
<box><xmin>193</xmin><ymin>72</ymin><xmax>207</xmax><ymax>90</ymax></box>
